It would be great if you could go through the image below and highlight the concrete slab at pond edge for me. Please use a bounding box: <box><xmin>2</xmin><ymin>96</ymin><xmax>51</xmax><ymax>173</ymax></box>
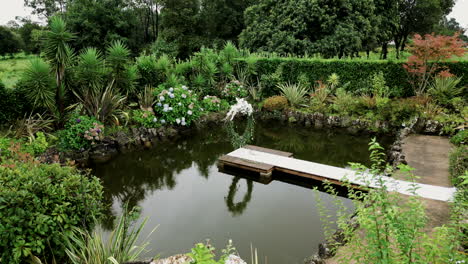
<box><xmin>218</xmin><ymin>146</ymin><xmax>457</xmax><ymax>202</ymax></box>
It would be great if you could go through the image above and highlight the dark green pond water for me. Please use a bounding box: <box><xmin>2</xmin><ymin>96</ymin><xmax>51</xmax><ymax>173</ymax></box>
<box><xmin>93</xmin><ymin>122</ymin><xmax>393</xmax><ymax>264</ymax></box>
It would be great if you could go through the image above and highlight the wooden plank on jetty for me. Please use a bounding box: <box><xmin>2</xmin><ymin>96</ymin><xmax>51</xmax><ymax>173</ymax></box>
<box><xmin>218</xmin><ymin>146</ymin><xmax>457</xmax><ymax>202</ymax></box>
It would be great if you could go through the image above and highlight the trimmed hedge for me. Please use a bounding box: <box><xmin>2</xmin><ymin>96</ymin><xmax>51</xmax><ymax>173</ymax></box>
<box><xmin>239</xmin><ymin>58</ymin><xmax>468</xmax><ymax>98</ymax></box>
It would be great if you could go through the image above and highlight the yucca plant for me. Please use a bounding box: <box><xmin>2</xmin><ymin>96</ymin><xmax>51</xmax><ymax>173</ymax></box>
<box><xmin>22</xmin><ymin>58</ymin><xmax>56</xmax><ymax>110</ymax></box>
<box><xmin>73</xmin><ymin>81</ymin><xmax>128</xmax><ymax>125</ymax></box>
<box><xmin>74</xmin><ymin>47</ymin><xmax>107</xmax><ymax>93</ymax></box>
<box><xmin>43</xmin><ymin>16</ymin><xmax>75</xmax><ymax>116</ymax></box>
<box><xmin>277</xmin><ymin>82</ymin><xmax>308</xmax><ymax>107</ymax></box>
<box><xmin>428</xmin><ymin>76</ymin><xmax>463</xmax><ymax>106</ymax></box>
<box><xmin>106</xmin><ymin>40</ymin><xmax>136</xmax><ymax>95</ymax></box>
<box><xmin>64</xmin><ymin>210</ymin><xmax>155</xmax><ymax>264</ymax></box>
<box><xmin>11</xmin><ymin>112</ymin><xmax>54</xmax><ymax>140</ymax></box>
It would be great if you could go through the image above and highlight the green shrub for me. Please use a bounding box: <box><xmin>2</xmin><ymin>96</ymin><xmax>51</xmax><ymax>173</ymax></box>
<box><xmin>262</xmin><ymin>95</ymin><xmax>289</xmax><ymax>111</ymax></box>
<box><xmin>201</xmin><ymin>96</ymin><xmax>229</xmax><ymax>112</ymax></box>
<box><xmin>0</xmin><ymin>161</ymin><xmax>103</xmax><ymax>263</ymax></box>
<box><xmin>136</xmin><ymin>55</ymin><xmax>159</xmax><ymax>87</ymax></box>
<box><xmin>154</xmin><ymin>85</ymin><xmax>201</xmax><ymax>126</ymax></box>
<box><xmin>132</xmin><ymin>109</ymin><xmax>160</xmax><ymax>128</ymax></box>
<box><xmin>0</xmin><ymin>133</ymin><xmax>49</xmax><ymax>159</ymax></box>
<box><xmin>449</xmin><ymin>146</ymin><xmax>468</xmax><ymax>186</ymax></box>
<box><xmin>0</xmin><ymin>83</ymin><xmax>31</xmax><ymax>126</ymax></box>
<box><xmin>332</xmin><ymin>88</ymin><xmax>358</xmax><ymax>116</ymax></box>
<box><xmin>450</xmin><ymin>130</ymin><xmax>467</xmax><ymax>146</ymax></box>
<box><xmin>58</xmin><ymin>115</ymin><xmax>104</xmax><ymax>151</ymax></box>
<box><xmin>237</xmin><ymin>58</ymin><xmax>468</xmax><ymax>97</ymax></box>
<box><xmin>220</xmin><ymin>80</ymin><xmax>248</xmax><ymax>103</ymax></box>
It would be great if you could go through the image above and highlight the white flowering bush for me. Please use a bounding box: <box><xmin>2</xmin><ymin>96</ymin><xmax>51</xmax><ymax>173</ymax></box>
<box><xmin>225</xmin><ymin>98</ymin><xmax>255</xmax><ymax>148</ymax></box>
<box><xmin>202</xmin><ymin>95</ymin><xmax>230</xmax><ymax>112</ymax></box>
<box><xmin>153</xmin><ymin>85</ymin><xmax>201</xmax><ymax>126</ymax></box>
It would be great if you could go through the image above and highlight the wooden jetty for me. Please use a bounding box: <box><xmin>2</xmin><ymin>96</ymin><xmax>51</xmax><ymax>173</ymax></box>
<box><xmin>218</xmin><ymin>145</ymin><xmax>456</xmax><ymax>202</ymax></box>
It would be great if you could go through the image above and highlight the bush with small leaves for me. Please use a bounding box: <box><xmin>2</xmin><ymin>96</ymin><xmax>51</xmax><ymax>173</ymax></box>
<box><xmin>58</xmin><ymin>115</ymin><xmax>104</xmax><ymax>151</ymax></box>
<box><xmin>132</xmin><ymin>109</ymin><xmax>161</xmax><ymax>128</ymax></box>
<box><xmin>202</xmin><ymin>96</ymin><xmax>230</xmax><ymax>112</ymax></box>
<box><xmin>0</xmin><ymin>160</ymin><xmax>103</xmax><ymax>264</ymax></box>
<box><xmin>154</xmin><ymin>85</ymin><xmax>201</xmax><ymax>126</ymax></box>
<box><xmin>221</xmin><ymin>80</ymin><xmax>248</xmax><ymax>103</ymax></box>
<box><xmin>262</xmin><ymin>96</ymin><xmax>289</xmax><ymax>111</ymax></box>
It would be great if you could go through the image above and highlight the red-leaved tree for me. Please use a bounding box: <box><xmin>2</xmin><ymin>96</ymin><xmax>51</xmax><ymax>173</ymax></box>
<box><xmin>403</xmin><ymin>33</ymin><xmax>465</xmax><ymax>96</ymax></box>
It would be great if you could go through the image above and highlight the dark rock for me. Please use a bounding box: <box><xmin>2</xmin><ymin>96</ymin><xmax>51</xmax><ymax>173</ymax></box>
<box><xmin>318</xmin><ymin>243</ymin><xmax>333</xmax><ymax>258</ymax></box>
<box><xmin>304</xmin><ymin>255</ymin><xmax>325</xmax><ymax>264</ymax></box>
<box><xmin>89</xmin><ymin>141</ymin><xmax>118</xmax><ymax>164</ymax></box>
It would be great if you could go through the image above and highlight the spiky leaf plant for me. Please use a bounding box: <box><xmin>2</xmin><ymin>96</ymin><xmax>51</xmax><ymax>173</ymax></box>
<box><xmin>429</xmin><ymin>76</ymin><xmax>463</xmax><ymax>106</ymax></box>
<box><xmin>277</xmin><ymin>82</ymin><xmax>308</xmax><ymax>107</ymax></box>
<box><xmin>106</xmin><ymin>40</ymin><xmax>136</xmax><ymax>95</ymax></box>
<box><xmin>74</xmin><ymin>47</ymin><xmax>107</xmax><ymax>93</ymax></box>
<box><xmin>22</xmin><ymin>58</ymin><xmax>56</xmax><ymax>110</ymax></box>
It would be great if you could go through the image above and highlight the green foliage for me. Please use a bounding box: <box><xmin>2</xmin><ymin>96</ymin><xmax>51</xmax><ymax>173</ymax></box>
<box><xmin>106</xmin><ymin>40</ymin><xmax>136</xmax><ymax>95</ymax></box>
<box><xmin>136</xmin><ymin>55</ymin><xmax>159</xmax><ymax>87</ymax></box>
<box><xmin>332</xmin><ymin>88</ymin><xmax>358</xmax><ymax>116</ymax></box>
<box><xmin>0</xmin><ymin>161</ymin><xmax>103</xmax><ymax>263</ymax></box>
<box><xmin>0</xmin><ymin>26</ymin><xmax>23</xmax><ymax>57</ymax></box>
<box><xmin>428</xmin><ymin>76</ymin><xmax>464</xmax><ymax>106</ymax></box>
<box><xmin>150</xmin><ymin>38</ymin><xmax>179</xmax><ymax>59</ymax></box>
<box><xmin>238</xmin><ymin>57</ymin><xmax>468</xmax><ymax>97</ymax></box>
<box><xmin>64</xmin><ymin>207</ymin><xmax>152</xmax><ymax>264</ymax></box>
<box><xmin>0</xmin><ymin>133</ymin><xmax>48</xmax><ymax>159</ymax></box>
<box><xmin>21</xmin><ymin>58</ymin><xmax>56</xmax><ymax>110</ymax></box>
<box><xmin>132</xmin><ymin>110</ymin><xmax>160</xmax><ymax>129</ymax></box>
<box><xmin>450</xmin><ymin>130</ymin><xmax>467</xmax><ymax>146</ymax></box>
<box><xmin>277</xmin><ymin>82</ymin><xmax>308</xmax><ymax>107</ymax></box>
<box><xmin>154</xmin><ymin>85</ymin><xmax>201</xmax><ymax>126</ymax></box>
<box><xmin>187</xmin><ymin>240</ymin><xmax>237</xmax><ymax>264</ymax></box>
<box><xmin>74</xmin><ymin>47</ymin><xmax>107</xmax><ymax>92</ymax></box>
<box><xmin>220</xmin><ymin>80</ymin><xmax>248</xmax><ymax>103</ymax></box>
<box><xmin>262</xmin><ymin>95</ymin><xmax>289</xmax><ymax>111</ymax></box>
<box><xmin>371</xmin><ymin>71</ymin><xmax>389</xmax><ymax>97</ymax></box>
<box><xmin>226</xmin><ymin>115</ymin><xmax>255</xmax><ymax>149</ymax></box>
<box><xmin>449</xmin><ymin>146</ymin><xmax>467</xmax><ymax>186</ymax></box>
<box><xmin>316</xmin><ymin>139</ymin><xmax>465</xmax><ymax>263</ymax></box>
<box><xmin>58</xmin><ymin>115</ymin><xmax>104</xmax><ymax>151</ymax></box>
<box><xmin>0</xmin><ymin>82</ymin><xmax>30</xmax><ymax>126</ymax></box>
<box><xmin>201</xmin><ymin>96</ymin><xmax>229</xmax><ymax>112</ymax></box>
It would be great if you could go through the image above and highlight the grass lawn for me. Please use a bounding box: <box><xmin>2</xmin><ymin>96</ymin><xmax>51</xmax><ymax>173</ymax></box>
<box><xmin>0</xmin><ymin>53</ymin><xmax>37</xmax><ymax>89</ymax></box>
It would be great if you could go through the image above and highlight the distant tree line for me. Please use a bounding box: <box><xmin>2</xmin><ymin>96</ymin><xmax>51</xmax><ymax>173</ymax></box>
<box><xmin>0</xmin><ymin>0</ymin><xmax>466</xmax><ymax>58</ymax></box>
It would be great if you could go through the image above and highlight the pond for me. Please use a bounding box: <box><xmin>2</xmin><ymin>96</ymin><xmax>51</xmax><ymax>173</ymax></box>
<box><xmin>93</xmin><ymin>121</ymin><xmax>393</xmax><ymax>264</ymax></box>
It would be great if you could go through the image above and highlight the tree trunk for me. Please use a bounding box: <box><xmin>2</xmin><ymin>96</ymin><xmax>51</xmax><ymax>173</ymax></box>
<box><xmin>381</xmin><ymin>43</ymin><xmax>388</xmax><ymax>60</ymax></box>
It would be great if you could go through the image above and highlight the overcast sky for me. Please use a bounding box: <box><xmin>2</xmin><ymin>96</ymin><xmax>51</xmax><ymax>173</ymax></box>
<box><xmin>1</xmin><ymin>0</ymin><xmax>467</xmax><ymax>27</ymax></box>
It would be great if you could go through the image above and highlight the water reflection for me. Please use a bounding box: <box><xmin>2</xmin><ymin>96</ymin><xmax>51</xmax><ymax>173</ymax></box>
<box><xmin>225</xmin><ymin>177</ymin><xmax>254</xmax><ymax>216</ymax></box>
<box><xmin>92</xmin><ymin>121</ymin><xmax>393</xmax><ymax>263</ymax></box>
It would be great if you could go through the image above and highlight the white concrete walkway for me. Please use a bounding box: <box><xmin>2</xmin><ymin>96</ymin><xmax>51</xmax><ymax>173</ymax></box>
<box><xmin>226</xmin><ymin>147</ymin><xmax>457</xmax><ymax>202</ymax></box>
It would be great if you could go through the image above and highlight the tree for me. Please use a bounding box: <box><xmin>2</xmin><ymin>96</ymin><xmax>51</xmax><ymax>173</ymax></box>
<box><xmin>393</xmin><ymin>0</ymin><xmax>456</xmax><ymax>58</ymax></box>
<box><xmin>0</xmin><ymin>26</ymin><xmax>23</xmax><ymax>57</ymax></box>
<box><xmin>23</xmin><ymin>0</ymin><xmax>68</xmax><ymax>18</ymax></box>
<box><xmin>159</xmin><ymin>0</ymin><xmax>205</xmax><ymax>58</ymax></box>
<box><xmin>200</xmin><ymin>0</ymin><xmax>253</xmax><ymax>45</ymax></box>
<box><xmin>17</xmin><ymin>19</ymin><xmax>43</xmax><ymax>54</ymax></box>
<box><xmin>239</xmin><ymin>0</ymin><xmax>379</xmax><ymax>58</ymax></box>
<box><xmin>403</xmin><ymin>33</ymin><xmax>465</xmax><ymax>95</ymax></box>
<box><xmin>65</xmin><ymin>0</ymin><xmax>143</xmax><ymax>54</ymax></box>
<box><xmin>43</xmin><ymin>16</ymin><xmax>75</xmax><ymax>118</ymax></box>
<box><xmin>435</xmin><ymin>17</ymin><xmax>468</xmax><ymax>42</ymax></box>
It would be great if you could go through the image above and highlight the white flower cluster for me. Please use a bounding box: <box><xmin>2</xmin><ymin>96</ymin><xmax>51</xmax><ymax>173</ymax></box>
<box><xmin>224</xmin><ymin>255</ymin><xmax>247</xmax><ymax>264</ymax></box>
<box><xmin>225</xmin><ymin>98</ymin><xmax>253</xmax><ymax>121</ymax></box>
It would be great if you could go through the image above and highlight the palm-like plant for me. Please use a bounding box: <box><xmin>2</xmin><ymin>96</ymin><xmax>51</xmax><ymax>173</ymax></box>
<box><xmin>106</xmin><ymin>40</ymin><xmax>136</xmax><ymax>95</ymax></box>
<box><xmin>428</xmin><ymin>76</ymin><xmax>463</xmax><ymax>106</ymax></box>
<box><xmin>43</xmin><ymin>16</ymin><xmax>75</xmax><ymax>116</ymax></box>
<box><xmin>74</xmin><ymin>47</ymin><xmax>107</xmax><ymax>93</ymax></box>
<box><xmin>277</xmin><ymin>82</ymin><xmax>308</xmax><ymax>107</ymax></box>
<box><xmin>22</xmin><ymin>58</ymin><xmax>56</xmax><ymax>110</ymax></box>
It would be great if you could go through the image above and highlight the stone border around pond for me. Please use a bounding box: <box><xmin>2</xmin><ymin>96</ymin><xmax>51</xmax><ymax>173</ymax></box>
<box><xmin>38</xmin><ymin>109</ymin><xmax>451</xmax><ymax>264</ymax></box>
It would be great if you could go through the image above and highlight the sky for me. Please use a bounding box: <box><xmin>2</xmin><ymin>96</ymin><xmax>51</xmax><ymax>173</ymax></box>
<box><xmin>0</xmin><ymin>0</ymin><xmax>467</xmax><ymax>27</ymax></box>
